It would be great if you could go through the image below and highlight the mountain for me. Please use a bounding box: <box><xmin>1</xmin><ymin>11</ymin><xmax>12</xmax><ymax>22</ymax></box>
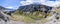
<box><xmin>0</xmin><ymin>6</ymin><xmax>15</xmax><ymax>16</ymax></box>
<box><xmin>18</xmin><ymin>4</ymin><xmax>52</xmax><ymax>13</ymax></box>
<box><xmin>0</xmin><ymin>6</ymin><xmax>6</xmax><ymax>10</ymax></box>
<box><xmin>13</xmin><ymin>4</ymin><xmax>53</xmax><ymax>19</ymax></box>
<box><xmin>0</xmin><ymin>6</ymin><xmax>13</xmax><ymax>10</ymax></box>
<box><xmin>0</xmin><ymin>6</ymin><xmax>15</xmax><ymax>12</ymax></box>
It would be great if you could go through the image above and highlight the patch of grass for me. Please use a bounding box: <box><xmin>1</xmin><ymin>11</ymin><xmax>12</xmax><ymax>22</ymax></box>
<box><xmin>55</xmin><ymin>9</ymin><xmax>60</xmax><ymax>13</ymax></box>
<box><xmin>12</xmin><ymin>13</ymin><xmax>35</xmax><ymax>23</ymax></box>
<box><xmin>47</xmin><ymin>13</ymin><xmax>52</xmax><ymax>17</ymax></box>
<box><xmin>23</xmin><ymin>16</ymin><xmax>35</xmax><ymax>23</ymax></box>
<box><xmin>16</xmin><ymin>11</ymin><xmax>47</xmax><ymax>20</ymax></box>
<box><xmin>40</xmin><ymin>18</ymin><xmax>49</xmax><ymax>23</ymax></box>
<box><xmin>11</xmin><ymin>14</ymin><xmax>24</xmax><ymax>21</ymax></box>
<box><xmin>22</xmin><ymin>12</ymin><xmax>46</xmax><ymax>20</ymax></box>
<box><xmin>12</xmin><ymin>11</ymin><xmax>52</xmax><ymax>23</ymax></box>
<box><xmin>33</xmin><ymin>12</ymin><xmax>45</xmax><ymax>20</ymax></box>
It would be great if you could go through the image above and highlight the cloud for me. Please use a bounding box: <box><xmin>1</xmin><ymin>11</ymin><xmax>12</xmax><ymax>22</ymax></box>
<box><xmin>20</xmin><ymin>0</ymin><xmax>33</xmax><ymax>6</ymax></box>
<box><xmin>20</xmin><ymin>0</ymin><xmax>60</xmax><ymax>7</ymax></box>
<box><xmin>41</xmin><ymin>0</ymin><xmax>60</xmax><ymax>7</ymax></box>
<box><xmin>5</xmin><ymin>6</ymin><xmax>13</xmax><ymax>9</ymax></box>
<box><xmin>5</xmin><ymin>6</ymin><xmax>19</xmax><ymax>9</ymax></box>
<box><xmin>20</xmin><ymin>0</ymin><xmax>45</xmax><ymax>6</ymax></box>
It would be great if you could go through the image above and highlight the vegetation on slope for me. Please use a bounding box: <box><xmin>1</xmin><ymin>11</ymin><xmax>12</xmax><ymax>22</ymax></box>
<box><xmin>11</xmin><ymin>4</ymin><xmax>53</xmax><ymax>23</ymax></box>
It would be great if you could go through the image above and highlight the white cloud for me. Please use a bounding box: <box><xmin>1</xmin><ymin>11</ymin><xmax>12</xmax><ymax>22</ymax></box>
<box><xmin>5</xmin><ymin>6</ymin><xmax>13</xmax><ymax>9</ymax></box>
<box><xmin>41</xmin><ymin>0</ymin><xmax>60</xmax><ymax>7</ymax></box>
<box><xmin>5</xmin><ymin>6</ymin><xmax>18</xmax><ymax>9</ymax></box>
<box><xmin>20</xmin><ymin>0</ymin><xmax>47</xmax><ymax>6</ymax></box>
<box><xmin>20</xmin><ymin>0</ymin><xmax>60</xmax><ymax>7</ymax></box>
<box><xmin>20</xmin><ymin>0</ymin><xmax>33</xmax><ymax>6</ymax></box>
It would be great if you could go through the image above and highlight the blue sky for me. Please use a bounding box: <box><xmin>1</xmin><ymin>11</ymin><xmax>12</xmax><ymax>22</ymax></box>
<box><xmin>0</xmin><ymin>0</ymin><xmax>25</xmax><ymax>9</ymax></box>
<box><xmin>49</xmin><ymin>0</ymin><xmax>56</xmax><ymax>1</ymax></box>
<box><xmin>0</xmin><ymin>0</ymin><xmax>60</xmax><ymax>10</ymax></box>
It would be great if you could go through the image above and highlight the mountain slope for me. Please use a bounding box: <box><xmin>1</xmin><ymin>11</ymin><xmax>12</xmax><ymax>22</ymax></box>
<box><xmin>13</xmin><ymin>4</ymin><xmax>53</xmax><ymax>19</ymax></box>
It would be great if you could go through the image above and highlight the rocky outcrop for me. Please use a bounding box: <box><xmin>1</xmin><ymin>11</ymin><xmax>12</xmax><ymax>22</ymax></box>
<box><xmin>0</xmin><ymin>6</ymin><xmax>11</xmax><ymax>22</ymax></box>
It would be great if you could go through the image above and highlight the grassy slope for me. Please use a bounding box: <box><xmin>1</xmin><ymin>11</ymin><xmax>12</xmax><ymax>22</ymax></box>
<box><xmin>11</xmin><ymin>10</ymin><xmax>52</xmax><ymax>23</ymax></box>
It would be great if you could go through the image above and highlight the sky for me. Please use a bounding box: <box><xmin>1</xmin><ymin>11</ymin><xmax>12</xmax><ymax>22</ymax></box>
<box><xmin>0</xmin><ymin>0</ymin><xmax>60</xmax><ymax>10</ymax></box>
<box><xmin>0</xmin><ymin>0</ymin><xmax>25</xmax><ymax>9</ymax></box>
<box><xmin>20</xmin><ymin>0</ymin><xmax>60</xmax><ymax>7</ymax></box>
